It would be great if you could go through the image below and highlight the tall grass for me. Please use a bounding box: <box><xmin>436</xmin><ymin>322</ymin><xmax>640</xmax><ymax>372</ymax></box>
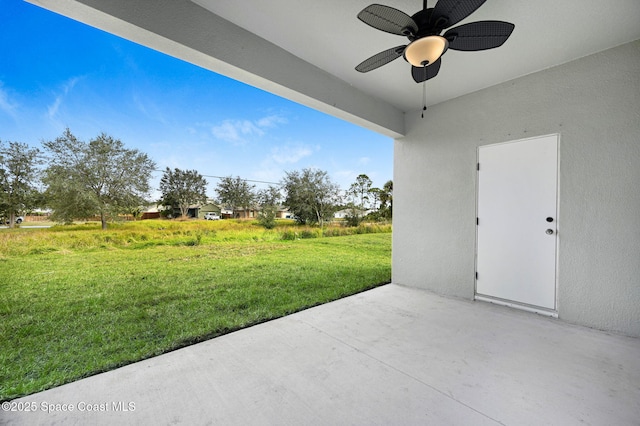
<box><xmin>0</xmin><ymin>220</ymin><xmax>391</xmax><ymax>256</ymax></box>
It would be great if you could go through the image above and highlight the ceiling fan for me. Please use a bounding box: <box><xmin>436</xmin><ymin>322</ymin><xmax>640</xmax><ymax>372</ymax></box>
<box><xmin>355</xmin><ymin>0</ymin><xmax>515</xmax><ymax>83</ymax></box>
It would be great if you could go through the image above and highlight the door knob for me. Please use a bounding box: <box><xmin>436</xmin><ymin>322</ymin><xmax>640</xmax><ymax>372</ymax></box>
<box><xmin>546</xmin><ymin>229</ymin><xmax>554</xmax><ymax>235</ymax></box>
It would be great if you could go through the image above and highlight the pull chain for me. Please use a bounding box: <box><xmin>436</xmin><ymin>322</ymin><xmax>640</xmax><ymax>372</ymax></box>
<box><xmin>421</xmin><ymin>65</ymin><xmax>427</xmax><ymax>118</ymax></box>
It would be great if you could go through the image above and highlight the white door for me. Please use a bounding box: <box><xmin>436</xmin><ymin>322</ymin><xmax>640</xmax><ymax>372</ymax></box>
<box><xmin>476</xmin><ymin>135</ymin><xmax>558</xmax><ymax>311</ymax></box>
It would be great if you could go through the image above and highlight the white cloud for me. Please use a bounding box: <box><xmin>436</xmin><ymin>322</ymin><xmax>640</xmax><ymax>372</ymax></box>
<box><xmin>46</xmin><ymin>76</ymin><xmax>81</xmax><ymax>120</ymax></box>
<box><xmin>46</xmin><ymin>97</ymin><xmax>63</xmax><ymax>120</ymax></box>
<box><xmin>334</xmin><ymin>170</ymin><xmax>356</xmax><ymax>180</ymax></box>
<box><xmin>256</xmin><ymin>114</ymin><xmax>288</xmax><ymax>128</ymax></box>
<box><xmin>211</xmin><ymin>120</ymin><xmax>263</xmax><ymax>144</ymax></box>
<box><xmin>0</xmin><ymin>82</ymin><xmax>18</xmax><ymax>119</ymax></box>
<box><xmin>270</xmin><ymin>144</ymin><xmax>313</xmax><ymax>164</ymax></box>
<box><xmin>132</xmin><ymin>92</ymin><xmax>168</xmax><ymax>125</ymax></box>
<box><xmin>210</xmin><ymin>113</ymin><xmax>287</xmax><ymax>145</ymax></box>
<box><xmin>252</xmin><ymin>142</ymin><xmax>315</xmax><ymax>185</ymax></box>
<box><xmin>358</xmin><ymin>156</ymin><xmax>371</xmax><ymax>165</ymax></box>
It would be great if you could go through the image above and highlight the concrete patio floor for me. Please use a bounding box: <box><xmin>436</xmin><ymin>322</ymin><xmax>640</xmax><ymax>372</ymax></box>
<box><xmin>3</xmin><ymin>284</ymin><xmax>639</xmax><ymax>425</ymax></box>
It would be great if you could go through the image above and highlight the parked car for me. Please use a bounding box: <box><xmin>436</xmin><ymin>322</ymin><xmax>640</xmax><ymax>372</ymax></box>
<box><xmin>204</xmin><ymin>212</ymin><xmax>220</xmax><ymax>220</ymax></box>
<box><xmin>3</xmin><ymin>216</ymin><xmax>24</xmax><ymax>224</ymax></box>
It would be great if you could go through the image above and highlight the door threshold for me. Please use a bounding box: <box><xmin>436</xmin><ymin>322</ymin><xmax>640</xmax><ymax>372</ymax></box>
<box><xmin>475</xmin><ymin>295</ymin><xmax>558</xmax><ymax>318</ymax></box>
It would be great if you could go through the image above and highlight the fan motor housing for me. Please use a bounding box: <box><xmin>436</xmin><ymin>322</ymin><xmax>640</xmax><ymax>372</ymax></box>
<box><xmin>410</xmin><ymin>8</ymin><xmax>445</xmax><ymax>39</ymax></box>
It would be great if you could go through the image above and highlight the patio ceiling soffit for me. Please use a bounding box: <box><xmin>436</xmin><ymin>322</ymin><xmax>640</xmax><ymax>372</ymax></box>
<box><xmin>28</xmin><ymin>0</ymin><xmax>406</xmax><ymax>138</ymax></box>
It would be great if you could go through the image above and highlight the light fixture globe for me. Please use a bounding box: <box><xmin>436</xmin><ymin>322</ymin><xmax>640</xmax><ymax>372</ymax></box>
<box><xmin>404</xmin><ymin>36</ymin><xmax>449</xmax><ymax>67</ymax></box>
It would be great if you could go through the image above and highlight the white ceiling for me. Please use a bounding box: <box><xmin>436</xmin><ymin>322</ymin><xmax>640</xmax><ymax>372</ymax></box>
<box><xmin>192</xmin><ymin>0</ymin><xmax>640</xmax><ymax>113</ymax></box>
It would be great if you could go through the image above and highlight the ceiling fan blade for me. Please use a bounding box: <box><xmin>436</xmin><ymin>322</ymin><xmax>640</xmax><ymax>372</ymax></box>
<box><xmin>356</xmin><ymin>45</ymin><xmax>407</xmax><ymax>73</ymax></box>
<box><xmin>357</xmin><ymin>4</ymin><xmax>418</xmax><ymax>36</ymax></box>
<box><xmin>430</xmin><ymin>0</ymin><xmax>487</xmax><ymax>29</ymax></box>
<box><xmin>411</xmin><ymin>58</ymin><xmax>441</xmax><ymax>83</ymax></box>
<box><xmin>444</xmin><ymin>21</ymin><xmax>515</xmax><ymax>51</ymax></box>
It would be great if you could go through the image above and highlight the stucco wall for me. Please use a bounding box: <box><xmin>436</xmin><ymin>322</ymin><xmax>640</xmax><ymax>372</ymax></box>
<box><xmin>393</xmin><ymin>40</ymin><xmax>640</xmax><ymax>337</ymax></box>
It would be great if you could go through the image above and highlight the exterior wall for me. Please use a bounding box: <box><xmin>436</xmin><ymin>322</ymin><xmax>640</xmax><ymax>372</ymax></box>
<box><xmin>198</xmin><ymin>204</ymin><xmax>222</xmax><ymax>219</ymax></box>
<box><xmin>276</xmin><ymin>210</ymin><xmax>293</xmax><ymax>219</ymax></box>
<box><xmin>393</xmin><ymin>40</ymin><xmax>640</xmax><ymax>337</ymax></box>
<box><xmin>232</xmin><ymin>209</ymin><xmax>259</xmax><ymax>219</ymax></box>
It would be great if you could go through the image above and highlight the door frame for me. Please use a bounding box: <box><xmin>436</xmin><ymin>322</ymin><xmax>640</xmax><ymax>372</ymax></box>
<box><xmin>474</xmin><ymin>133</ymin><xmax>561</xmax><ymax>317</ymax></box>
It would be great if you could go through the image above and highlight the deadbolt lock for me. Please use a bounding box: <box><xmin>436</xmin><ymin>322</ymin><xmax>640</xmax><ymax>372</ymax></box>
<box><xmin>546</xmin><ymin>229</ymin><xmax>554</xmax><ymax>235</ymax></box>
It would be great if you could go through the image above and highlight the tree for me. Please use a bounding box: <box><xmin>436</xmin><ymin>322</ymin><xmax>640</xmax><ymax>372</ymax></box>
<box><xmin>348</xmin><ymin>174</ymin><xmax>373</xmax><ymax>209</ymax></box>
<box><xmin>42</xmin><ymin>128</ymin><xmax>156</xmax><ymax>230</ymax></box>
<box><xmin>282</xmin><ymin>168</ymin><xmax>341</xmax><ymax>227</ymax></box>
<box><xmin>368</xmin><ymin>187</ymin><xmax>381</xmax><ymax>210</ymax></box>
<box><xmin>379</xmin><ymin>180</ymin><xmax>393</xmax><ymax>220</ymax></box>
<box><xmin>345</xmin><ymin>173</ymin><xmax>373</xmax><ymax>226</ymax></box>
<box><xmin>0</xmin><ymin>140</ymin><xmax>42</xmax><ymax>228</ymax></box>
<box><xmin>215</xmin><ymin>176</ymin><xmax>255</xmax><ymax>218</ymax></box>
<box><xmin>256</xmin><ymin>185</ymin><xmax>281</xmax><ymax>229</ymax></box>
<box><xmin>159</xmin><ymin>167</ymin><xmax>208</xmax><ymax>218</ymax></box>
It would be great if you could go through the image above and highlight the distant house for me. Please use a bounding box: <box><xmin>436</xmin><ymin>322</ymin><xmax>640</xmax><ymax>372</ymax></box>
<box><xmin>165</xmin><ymin>205</ymin><xmax>200</xmax><ymax>219</ymax></box>
<box><xmin>231</xmin><ymin>207</ymin><xmax>260</xmax><ymax>219</ymax></box>
<box><xmin>141</xmin><ymin>202</ymin><xmax>293</xmax><ymax>221</ymax></box>
<box><xmin>276</xmin><ymin>206</ymin><xmax>293</xmax><ymax>219</ymax></box>
<box><xmin>140</xmin><ymin>203</ymin><xmax>164</xmax><ymax>220</ymax></box>
<box><xmin>334</xmin><ymin>209</ymin><xmax>349</xmax><ymax>219</ymax></box>
<box><xmin>220</xmin><ymin>205</ymin><xmax>292</xmax><ymax>219</ymax></box>
<box><xmin>334</xmin><ymin>208</ymin><xmax>368</xmax><ymax>219</ymax></box>
<box><xmin>198</xmin><ymin>202</ymin><xmax>222</xmax><ymax>219</ymax></box>
<box><xmin>219</xmin><ymin>207</ymin><xmax>234</xmax><ymax>219</ymax></box>
<box><xmin>141</xmin><ymin>203</ymin><xmax>203</xmax><ymax>219</ymax></box>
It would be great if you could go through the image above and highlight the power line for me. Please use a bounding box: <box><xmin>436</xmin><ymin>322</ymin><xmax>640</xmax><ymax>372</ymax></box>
<box><xmin>153</xmin><ymin>170</ymin><xmax>280</xmax><ymax>186</ymax></box>
<box><xmin>202</xmin><ymin>174</ymin><xmax>281</xmax><ymax>186</ymax></box>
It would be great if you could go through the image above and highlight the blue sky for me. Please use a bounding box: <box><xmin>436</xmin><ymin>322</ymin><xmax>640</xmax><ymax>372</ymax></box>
<box><xmin>0</xmin><ymin>0</ymin><xmax>392</xmax><ymax>198</ymax></box>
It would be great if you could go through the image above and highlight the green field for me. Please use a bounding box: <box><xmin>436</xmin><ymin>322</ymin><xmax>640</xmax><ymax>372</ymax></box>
<box><xmin>0</xmin><ymin>220</ymin><xmax>391</xmax><ymax>401</ymax></box>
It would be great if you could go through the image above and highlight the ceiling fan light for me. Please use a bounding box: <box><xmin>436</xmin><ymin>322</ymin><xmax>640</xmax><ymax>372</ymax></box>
<box><xmin>404</xmin><ymin>36</ymin><xmax>449</xmax><ymax>67</ymax></box>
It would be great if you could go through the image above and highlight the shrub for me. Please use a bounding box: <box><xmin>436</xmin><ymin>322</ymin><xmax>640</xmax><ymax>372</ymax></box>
<box><xmin>300</xmin><ymin>229</ymin><xmax>318</xmax><ymax>239</ymax></box>
<box><xmin>281</xmin><ymin>229</ymin><xmax>297</xmax><ymax>240</ymax></box>
<box><xmin>344</xmin><ymin>212</ymin><xmax>363</xmax><ymax>227</ymax></box>
<box><xmin>257</xmin><ymin>205</ymin><xmax>278</xmax><ymax>229</ymax></box>
<box><xmin>322</xmin><ymin>227</ymin><xmax>338</xmax><ymax>237</ymax></box>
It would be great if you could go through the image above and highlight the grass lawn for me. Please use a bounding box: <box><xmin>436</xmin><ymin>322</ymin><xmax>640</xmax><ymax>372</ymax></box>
<box><xmin>0</xmin><ymin>220</ymin><xmax>391</xmax><ymax>401</ymax></box>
